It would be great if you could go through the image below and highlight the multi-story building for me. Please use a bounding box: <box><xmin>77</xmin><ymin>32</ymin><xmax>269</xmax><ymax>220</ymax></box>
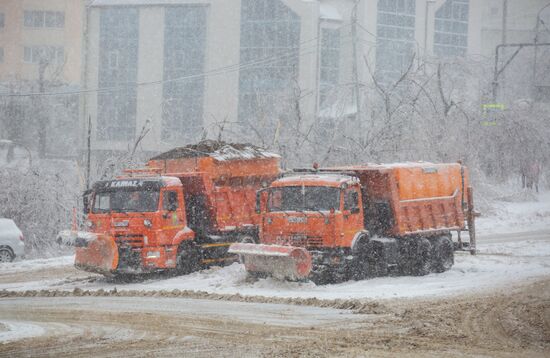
<box><xmin>81</xmin><ymin>0</ymin><xmax>486</xmax><ymax>154</ymax></box>
<box><xmin>0</xmin><ymin>0</ymin><xmax>85</xmax><ymax>85</ymax></box>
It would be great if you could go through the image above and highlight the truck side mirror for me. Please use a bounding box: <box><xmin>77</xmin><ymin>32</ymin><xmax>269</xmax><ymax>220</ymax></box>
<box><xmin>255</xmin><ymin>191</ymin><xmax>262</xmax><ymax>214</ymax></box>
<box><xmin>256</xmin><ymin>189</ymin><xmax>267</xmax><ymax>214</ymax></box>
<box><xmin>82</xmin><ymin>190</ymin><xmax>92</xmax><ymax>214</ymax></box>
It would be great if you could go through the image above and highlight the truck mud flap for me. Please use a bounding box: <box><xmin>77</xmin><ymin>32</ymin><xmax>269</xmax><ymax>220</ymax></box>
<box><xmin>228</xmin><ymin>243</ymin><xmax>312</xmax><ymax>281</ymax></box>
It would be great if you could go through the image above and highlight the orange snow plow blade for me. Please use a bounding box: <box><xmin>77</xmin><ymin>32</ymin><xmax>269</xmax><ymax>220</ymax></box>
<box><xmin>228</xmin><ymin>243</ymin><xmax>312</xmax><ymax>280</ymax></box>
<box><xmin>58</xmin><ymin>231</ymin><xmax>119</xmax><ymax>275</ymax></box>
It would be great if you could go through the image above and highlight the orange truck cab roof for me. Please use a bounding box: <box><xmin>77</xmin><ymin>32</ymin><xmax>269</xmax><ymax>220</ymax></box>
<box><xmin>92</xmin><ymin>176</ymin><xmax>182</xmax><ymax>191</ymax></box>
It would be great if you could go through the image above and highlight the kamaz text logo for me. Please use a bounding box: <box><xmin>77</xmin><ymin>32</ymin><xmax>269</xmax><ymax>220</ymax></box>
<box><xmin>108</xmin><ymin>180</ymin><xmax>144</xmax><ymax>188</ymax></box>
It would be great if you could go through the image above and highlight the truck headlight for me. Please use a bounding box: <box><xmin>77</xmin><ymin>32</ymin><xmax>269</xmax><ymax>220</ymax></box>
<box><xmin>143</xmin><ymin>219</ymin><xmax>152</xmax><ymax>228</ymax></box>
<box><xmin>146</xmin><ymin>251</ymin><xmax>160</xmax><ymax>258</ymax></box>
<box><xmin>85</xmin><ymin>220</ymin><xmax>93</xmax><ymax>228</ymax></box>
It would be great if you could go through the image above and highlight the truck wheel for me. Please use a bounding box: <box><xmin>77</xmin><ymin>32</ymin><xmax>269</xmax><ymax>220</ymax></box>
<box><xmin>412</xmin><ymin>238</ymin><xmax>432</xmax><ymax>276</ymax></box>
<box><xmin>309</xmin><ymin>266</ymin><xmax>333</xmax><ymax>285</ymax></box>
<box><xmin>432</xmin><ymin>236</ymin><xmax>454</xmax><ymax>273</ymax></box>
<box><xmin>367</xmin><ymin>242</ymin><xmax>388</xmax><ymax>277</ymax></box>
<box><xmin>350</xmin><ymin>235</ymin><xmax>369</xmax><ymax>281</ymax></box>
<box><xmin>176</xmin><ymin>243</ymin><xmax>200</xmax><ymax>275</ymax></box>
<box><xmin>0</xmin><ymin>248</ymin><xmax>14</xmax><ymax>263</ymax></box>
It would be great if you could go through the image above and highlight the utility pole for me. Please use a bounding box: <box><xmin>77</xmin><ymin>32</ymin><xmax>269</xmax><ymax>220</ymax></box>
<box><xmin>533</xmin><ymin>3</ymin><xmax>550</xmax><ymax>97</ymax></box>
<box><xmin>499</xmin><ymin>0</ymin><xmax>508</xmax><ymax>100</ymax></box>
<box><xmin>37</xmin><ymin>59</ymin><xmax>48</xmax><ymax>159</ymax></box>
<box><xmin>86</xmin><ymin>115</ymin><xmax>92</xmax><ymax>189</ymax></box>
<box><xmin>351</xmin><ymin>0</ymin><xmax>361</xmax><ymax>125</ymax></box>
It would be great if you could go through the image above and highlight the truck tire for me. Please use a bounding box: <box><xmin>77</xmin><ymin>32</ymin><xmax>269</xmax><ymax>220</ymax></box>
<box><xmin>411</xmin><ymin>238</ymin><xmax>432</xmax><ymax>276</ymax></box>
<box><xmin>350</xmin><ymin>234</ymin><xmax>369</xmax><ymax>281</ymax></box>
<box><xmin>0</xmin><ymin>247</ymin><xmax>14</xmax><ymax>263</ymax></box>
<box><xmin>366</xmin><ymin>241</ymin><xmax>388</xmax><ymax>277</ymax></box>
<box><xmin>176</xmin><ymin>243</ymin><xmax>201</xmax><ymax>275</ymax></box>
<box><xmin>309</xmin><ymin>266</ymin><xmax>333</xmax><ymax>285</ymax></box>
<box><xmin>431</xmin><ymin>236</ymin><xmax>454</xmax><ymax>273</ymax></box>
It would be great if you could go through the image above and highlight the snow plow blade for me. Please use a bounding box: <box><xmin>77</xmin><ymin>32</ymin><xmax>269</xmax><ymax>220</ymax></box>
<box><xmin>57</xmin><ymin>231</ymin><xmax>119</xmax><ymax>275</ymax></box>
<box><xmin>228</xmin><ymin>243</ymin><xmax>312</xmax><ymax>280</ymax></box>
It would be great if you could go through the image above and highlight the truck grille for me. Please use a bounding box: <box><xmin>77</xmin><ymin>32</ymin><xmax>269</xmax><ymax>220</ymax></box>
<box><xmin>276</xmin><ymin>235</ymin><xmax>324</xmax><ymax>248</ymax></box>
<box><xmin>115</xmin><ymin>234</ymin><xmax>143</xmax><ymax>247</ymax></box>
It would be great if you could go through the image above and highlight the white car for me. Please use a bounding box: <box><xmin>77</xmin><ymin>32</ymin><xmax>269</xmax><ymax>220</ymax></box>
<box><xmin>0</xmin><ymin>218</ymin><xmax>25</xmax><ymax>262</ymax></box>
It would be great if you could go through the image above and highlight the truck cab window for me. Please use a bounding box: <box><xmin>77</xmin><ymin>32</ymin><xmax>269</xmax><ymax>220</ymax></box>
<box><xmin>93</xmin><ymin>193</ymin><xmax>110</xmax><ymax>213</ymax></box>
<box><xmin>163</xmin><ymin>191</ymin><xmax>178</xmax><ymax>211</ymax></box>
<box><xmin>344</xmin><ymin>190</ymin><xmax>359</xmax><ymax>213</ymax></box>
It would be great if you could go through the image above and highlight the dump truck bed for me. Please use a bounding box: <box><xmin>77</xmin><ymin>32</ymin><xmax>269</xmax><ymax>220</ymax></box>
<box><xmin>329</xmin><ymin>163</ymin><xmax>469</xmax><ymax>237</ymax></box>
<box><xmin>147</xmin><ymin>141</ymin><xmax>280</xmax><ymax>233</ymax></box>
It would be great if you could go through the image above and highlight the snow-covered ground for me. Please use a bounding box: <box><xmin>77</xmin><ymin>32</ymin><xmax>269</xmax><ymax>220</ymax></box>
<box><xmin>1</xmin><ymin>191</ymin><xmax>549</xmax><ymax>301</ymax></box>
<box><xmin>477</xmin><ymin>190</ymin><xmax>550</xmax><ymax>235</ymax></box>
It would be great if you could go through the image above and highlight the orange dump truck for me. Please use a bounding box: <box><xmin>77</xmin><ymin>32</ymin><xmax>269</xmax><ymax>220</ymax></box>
<box><xmin>229</xmin><ymin>162</ymin><xmax>477</xmax><ymax>284</ymax></box>
<box><xmin>58</xmin><ymin>141</ymin><xmax>280</xmax><ymax>276</ymax></box>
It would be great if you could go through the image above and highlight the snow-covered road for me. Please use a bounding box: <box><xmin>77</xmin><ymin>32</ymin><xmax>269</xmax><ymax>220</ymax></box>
<box><xmin>1</xmin><ymin>228</ymin><xmax>549</xmax><ymax>300</ymax></box>
<box><xmin>1</xmin><ymin>191</ymin><xmax>549</xmax><ymax>299</ymax></box>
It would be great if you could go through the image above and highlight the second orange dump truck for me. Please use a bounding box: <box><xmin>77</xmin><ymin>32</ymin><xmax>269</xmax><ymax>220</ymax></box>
<box><xmin>58</xmin><ymin>141</ymin><xmax>280</xmax><ymax>276</ymax></box>
<box><xmin>229</xmin><ymin>162</ymin><xmax>477</xmax><ymax>284</ymax></box>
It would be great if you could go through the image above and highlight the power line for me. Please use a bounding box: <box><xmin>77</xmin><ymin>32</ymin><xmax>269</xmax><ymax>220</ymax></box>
<box><xmin>2</xmin><ymin>23</ymin><xmax>355</xmax><ymax>98</ymax></box>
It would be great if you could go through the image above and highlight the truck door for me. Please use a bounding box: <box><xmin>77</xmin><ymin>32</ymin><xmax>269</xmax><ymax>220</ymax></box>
<box><xmin>160</xmin><ymin>189</ymin><xmax>185</xmax><ymax>240</ymax></box>
<box><xmin>342</xmin><ymin>187</ymin><xmax>363</xmax><ymax>246</ymax></box>
<box><xmin>184</xmin><ymin>193</ymin><xmax>210</xmax><ymax>235</ymax></box>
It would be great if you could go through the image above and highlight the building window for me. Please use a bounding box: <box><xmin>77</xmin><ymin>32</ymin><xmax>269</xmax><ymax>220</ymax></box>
<box><xmin>238</xmin><ymin>0</ymin><xmax>301</xmax><ymax>123</ymax></box>
<box><xmin>22</xmin><ymin>46</ymin><xmax>64</xmax><ymax>64</ymax></box>
<box><xmin>319</xmin><ymin>28</ymin><xmax>340</xmax><ymax>109</ymax></box>
<box><xmin>434</xmin><ymin>0</ymin><xmax>469</xmax><ymax>57</ymax></box>
<box><xmin>0</xmin><ymin>13</ymin><xmax>5</xmax><ymax>28</ymax></box>
<box><xmin>97</xmin><ymin>8</ymin><xmax>139</xmax><ymax>141</ymax></box>
<box><xmin>23</xmin><ymin>10</ymin><xmax>64</xmax><ymax>28</ymax></box>
<box><xmin>162</xmin><ymin>6</ymin><xmax>207</xmax><ymax>142</ymax></box>
<box><xmin>375</xmin><ymin>0</ymin><xmax>416</xmax><ymax>86</ymax></box>
<box><xmin>0</xmin><ymin>48</ymin><xmax>4</xmax><ymax>63</ymax></box>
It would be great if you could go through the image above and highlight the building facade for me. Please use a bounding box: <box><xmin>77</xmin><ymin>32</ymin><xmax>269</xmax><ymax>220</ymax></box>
<box><xmin>82</xmin><ymin>0</ymin><xmax>487</xmax><ymax>153</ymax></box>
<box><xmin>0</xmin><ymin>0</ymin><xmax>85</xmax><ymax>85</ymax></box>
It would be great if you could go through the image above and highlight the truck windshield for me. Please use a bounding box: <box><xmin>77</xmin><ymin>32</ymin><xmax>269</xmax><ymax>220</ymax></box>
<box><xmin>267</xmin><ymin>186</ymin><xmax>340</xmax><ymax>212</ymax></box>
<box><xmin>92</xmin><ymin>189</ymin><xmax>160</xmax><ymax>213</ymax></box>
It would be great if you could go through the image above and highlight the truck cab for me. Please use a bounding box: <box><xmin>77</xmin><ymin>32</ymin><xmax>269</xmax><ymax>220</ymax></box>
<box><xmin>81</xmin><ymin>176</ymin><xmax>194</xmax><ymax>274</ymax></box>
<box><xmin>258</xmin><ymin>174</ymin><xmax>365</xmax><ymax>250</ymax></box>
